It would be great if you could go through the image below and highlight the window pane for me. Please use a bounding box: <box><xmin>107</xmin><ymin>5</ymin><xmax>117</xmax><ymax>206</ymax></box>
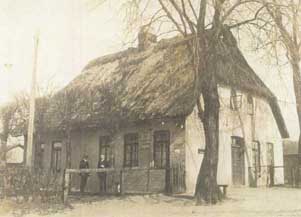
<box><xmin>99</xmin><ymin>136</ymin><xmax>112</xmax><ymax>166</ymax></box>
<box><xmin>52</xmin><ymin>141</ymin><xmax>62</xmax><ymax>172</ymax></box>
<box><xmin>57</xmin><ymin>149</ymin><xmax>61</xmax><ymax>171</ymax></box>
<box><xmin>154</xmin><ymin>131</ymin><xmax>169</xmax><ymax>169</ymax></box>
<box><xmin>124</xmin><ymin>133</ymin><xmax>139</xmax><ymax>167</ymax></box>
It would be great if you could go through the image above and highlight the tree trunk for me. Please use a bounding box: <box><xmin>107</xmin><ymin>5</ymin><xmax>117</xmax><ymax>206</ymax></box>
<box><xmin>291</xmin><ymin>58</ymin><xmax>301</xmax><ymax>176</ymax></box>
<box><xmin>194</xmin><ymin>62</ymin><xmax>222</xmax><ymax>204</ymax></box>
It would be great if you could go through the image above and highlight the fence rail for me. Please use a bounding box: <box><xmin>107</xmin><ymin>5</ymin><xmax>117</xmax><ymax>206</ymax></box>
<box><xmin>63</xmin><ymin>167</ymin><xmax>166</xmax><ymax>203</ymax></box>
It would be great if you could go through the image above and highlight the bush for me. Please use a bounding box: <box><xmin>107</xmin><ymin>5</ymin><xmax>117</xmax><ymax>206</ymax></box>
<box><xmin>0</xmin><ymin>167</ymin><xmax>63</xmax><ymax>203</ymax></box>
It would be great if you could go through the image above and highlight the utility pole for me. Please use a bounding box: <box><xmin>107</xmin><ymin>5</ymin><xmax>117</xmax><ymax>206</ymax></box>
<box><xmin>26</xmin><ymin>33</ymin><xmax>39</xmax><ymax>169</ymax></box>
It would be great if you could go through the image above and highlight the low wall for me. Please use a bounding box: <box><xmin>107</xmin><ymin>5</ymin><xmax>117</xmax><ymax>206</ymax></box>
<box><xmin>68</xmin><ymin>168</ymin><xmax>166</xmax><ymax>194</ymax></box>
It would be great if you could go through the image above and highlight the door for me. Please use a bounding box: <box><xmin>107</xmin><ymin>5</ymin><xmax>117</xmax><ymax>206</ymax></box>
<box><xmin>251</xmin><ymin>141</ymin><xmax>261</xmax><ymax>187</ymax></box>
<box><xmin>267</xmin><ymin>143</ymin><xmax>274</xmax><ymax>186</ymax></box>
<box><xmin>231</xmin><ymin>137</ymin><xmax>245</xmax><ymax>185</ymax></box>
<box><xmin>153</xmin><ymin>131</ymin><xmax>170</xmax><ymax>193</ymax></box>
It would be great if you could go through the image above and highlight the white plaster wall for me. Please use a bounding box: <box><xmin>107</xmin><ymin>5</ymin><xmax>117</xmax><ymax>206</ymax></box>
<box><xmin>185</xmin><ymin>86</ymin><xmax>285</xmax><ymax>193</ymax></box>
<box><xmin>185</xmin><ymin>107</ymin><xmax>205</xmax><ymax>193</ymax></box>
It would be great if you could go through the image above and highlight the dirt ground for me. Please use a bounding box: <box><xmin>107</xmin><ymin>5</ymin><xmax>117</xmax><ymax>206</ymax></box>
<box><xmin>1</xmin><ymin>187</ymin><xmax>301</xmax><ymax>217</ymax></box>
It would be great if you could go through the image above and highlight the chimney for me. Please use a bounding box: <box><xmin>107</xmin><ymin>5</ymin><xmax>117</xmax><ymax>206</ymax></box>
<box><xmin>138</xmin><ymin>26</ymin><xmax>157</xmax><ymax>51</ymax></box>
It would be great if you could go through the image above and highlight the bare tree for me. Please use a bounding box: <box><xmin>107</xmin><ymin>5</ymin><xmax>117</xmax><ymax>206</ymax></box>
<box><xmin>90</xmin><ymin>0</ymin><xmax>267</xmax><ymax>204</ymax></box>
<box><xmin>0</xmin><ymin>101</ymin><xmax>22</xmax><ymax>163</ymax></box>
<box><xmin>0</xmin><ymin>83</ymin><xmax>57</xmax><ymax>167</ymax></box>
<box><xmin>249</xmin><ymin>0</ymin><xmax>301</xmax><ymax>161</ymax></box>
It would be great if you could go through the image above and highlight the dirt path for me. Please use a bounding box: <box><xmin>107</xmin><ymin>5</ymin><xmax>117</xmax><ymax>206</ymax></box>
<box><xmin>2</xmin><ymin>187</ymin><xmax>301</xmax><ymax>217</ymax></box>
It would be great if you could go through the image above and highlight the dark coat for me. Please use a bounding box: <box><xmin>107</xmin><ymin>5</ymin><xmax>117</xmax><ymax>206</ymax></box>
<box><xmin>97</xmin><ymin>160</ymin><xmax>109</xmax><ymax>178</ymax></box>
<box><xmin>97</xmin><ymin>160</ymin><xmax>109</xmax><ymax>169</ymax></box>
<box><xmin>79</xmin><ymin>159</ymin><xmax>89</xmax><ymax>177</ymax></box>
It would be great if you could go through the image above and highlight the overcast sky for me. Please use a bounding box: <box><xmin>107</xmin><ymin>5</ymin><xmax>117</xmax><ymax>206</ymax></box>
<box><xmin>0</xmin><ymin>0</ymin><xmax>299</xmax><ymax>139</ymax></box>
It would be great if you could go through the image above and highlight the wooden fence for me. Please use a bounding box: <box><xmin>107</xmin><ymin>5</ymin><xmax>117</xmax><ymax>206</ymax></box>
<box><xmin>170</xmin><ymin>164</ymin><xmax>186</xmax><ymax>194</ymax></box>
<box><xmin>62</xmin><ymin>167</ymin><xmax>166</xmax><ymax>203</ymax></box>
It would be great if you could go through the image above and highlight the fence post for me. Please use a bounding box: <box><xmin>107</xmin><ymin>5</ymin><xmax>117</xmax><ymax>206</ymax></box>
<box><xmin>63</xmin><ymin>169</ymin><xmax>70</xmax><ymax>204</ymax></box>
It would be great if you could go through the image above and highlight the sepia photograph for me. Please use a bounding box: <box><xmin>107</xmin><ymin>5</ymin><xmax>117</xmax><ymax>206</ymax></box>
<box><xmin>0</xmin><ymin>0</ymin><xmax>301</xmax><ymax>216</ymax></box>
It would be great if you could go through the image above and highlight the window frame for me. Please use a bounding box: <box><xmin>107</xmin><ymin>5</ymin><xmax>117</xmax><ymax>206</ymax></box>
<box><xmin>39</xmin><ymin>143</ymin><xmax>45</xmax><ymax>169</ymax></box>
<box><xmin>252</xmin><ymin>140</ymin><xmax>261</xmax><ymax>174</ymax></box>
<box><xmin>266</xmin><ymin>142</ymin><xmax>274</xmax><ymax>166</ymax></box>
<box><xmin>153</xmin><ymin>130</ymin><xmax>170</xmax><ymax>169</ymax></box>
<box><xmin>124</xmin><ymin>133</ymin><xmax>139</xmax><ymax>168</ymax></box>
<box><xmin>247</xmin><ymin>94</ymin><xmax>254</xmax><ymax>115</ymax></box>
<box><xmin>230</xmin><ymin>88</ymin><xmax>242</xmax><ymax>111</ymax></box>
<box><xmin>51</xmin><ymin>141</ymin><xmax>62</xmax><ymax>173</ymax></box>
<box><xmin>99</xmin><ymin>136</ymin><xmax>112</xmax><ymax>166</ymax></box>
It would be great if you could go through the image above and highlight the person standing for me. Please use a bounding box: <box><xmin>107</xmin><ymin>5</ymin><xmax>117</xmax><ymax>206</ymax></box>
<box><xmin>97</xmin><ymin>154</ymin><xmax>109</xmax><ymax>194</ymax></box>
<box><xmin>79</xmin><ymin>154</ymin><xmax>89</xmax><ymax>194</ymax></box>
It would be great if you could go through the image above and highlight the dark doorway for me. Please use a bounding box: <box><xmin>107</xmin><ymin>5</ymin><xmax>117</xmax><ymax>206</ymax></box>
<box><xmin>267</xmin><ymin>142</ymin><xmax>274</xmax><ymax>186</ymax></box>
<box><xmin>231</xmin><ymin>136</ymin><xmax>245</xmax><ymax>185</ymax></box>
<box><xmin>250</xmin><ymin>141</ymin><xmax>261</xmax><ymax>187</ymax></box>
<box><xmin>154</xmin><ymin>130</ymin><xmax>170</xmax><ymax>193</ymax></box>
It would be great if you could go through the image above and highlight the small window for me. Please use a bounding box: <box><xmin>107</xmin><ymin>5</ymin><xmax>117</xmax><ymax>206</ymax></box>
<box><xmin>266</xmin><ymin>143</ymin><xmax>274</xmax><ymax>166</ymax></box>
<box><xmin>124</xmin><ymin>133</ymin><xmax>139</xmax><ymax>167</ymax></box>
<box><xmin>230</xmin><ymin>88</ymin><xmax>242</xmax><ymax>110</ymax></box>
<box><xmin>153</xmin><ymin>131</ymin><xmax>170</xmax><ymax>169</ymax></box>
<box><xmin>252</xmin><ymin>141</ymin><xmax>261</xmax><ymax>174</ymax></box>
<box><xmin>99</xmin><ymin>136</ymin><xmax>112</xmax><ymax>167</ymax></box>
<box><xmin>39</xmin><ymin>144</ymin><xmax>45</xmax><ymax>169</ymax></box>
<box><xmin>231</xmin><ymin>136</ymin><xmax>244</xmax><ymax>148</ymax></box>
<box><xmin>51</xmin><ymin>141</ymin><xmax>62</xmax><ymax>173</ymax></box>
<box><xmin>247</xmin><ymin>94</ymin><xmax>254</xmax><ymax>115</ymax></box>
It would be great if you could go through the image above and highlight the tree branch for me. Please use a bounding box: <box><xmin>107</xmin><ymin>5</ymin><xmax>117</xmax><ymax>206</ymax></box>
<box><xmin>188</xmin><ymin>0</ymin><xmax>198</xmax><ymax>21</ymax></box>
<box><xmin>221</xmin><ymin>0</ymin><xmax>260</xmax><ymax>24</ymax></box>
<box><xmin>229</xmin><ymin>4</ymin><xmax>265</xmax><ymax>29</ymax></box>
<box><xmin>169</xmin><ymin>0</ymin><xmax>188</xmax><ymax>35</ymax></box>
<box><xmin>157</xmin><ymin>0</ymin><xmax>185</xmax><ymax>35</ymax></box>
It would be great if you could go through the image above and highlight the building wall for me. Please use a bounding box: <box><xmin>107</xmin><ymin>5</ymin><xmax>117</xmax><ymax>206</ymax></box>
<box><xmin>185</xmin><ymin>86</ymin><xmax>284</xmax><ymax>194</ymax></box>
<box><xmin>39</xmin><ymin>118</ymin><xmax>185</xmax><ymax>194</ymax></box>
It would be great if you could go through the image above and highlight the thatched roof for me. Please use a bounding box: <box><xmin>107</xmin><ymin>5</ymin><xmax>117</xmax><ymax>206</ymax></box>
<box><xmin>47</xmin><ymin>29</ymin><xmax>289</xmax><ymax>138</ymax></box>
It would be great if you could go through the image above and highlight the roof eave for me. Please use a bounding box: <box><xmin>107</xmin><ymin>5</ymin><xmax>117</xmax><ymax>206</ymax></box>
<box><xmin>268</xmin><ymin>97</ymin><xmax>290</xmax><ymax>139</ymax></box>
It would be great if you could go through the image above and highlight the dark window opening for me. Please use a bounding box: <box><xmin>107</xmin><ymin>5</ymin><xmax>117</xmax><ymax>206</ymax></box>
<box><xmin>252</xmin><ymin>141</ymin><xmax>261</xmax><ymax>174</ymax></box>
<box><xmin>266</xmin><ymin>143</ymin><xmax>274</xmax><ymax>166</ymax></box>
<box><xmin>124</xmin><ymin>133</ymin><xmax>139</xmax><ymax>167</ymax></box>
<box><xmin>99</xmin><ymin>136</ymin><xmax>113</xmax><ymax>167</ymax></box>
<box><xmin>231</xmin><ymin>136</ymin><xmax>244</xmax><ymax>147</ymax></box>
<box><xmin>51</xmin><ymin>141</ymin><xmax>62</xmax><ymax>173</ymax></box>
<box><xmin>230</xmin><ymin>88</ymin><xmax>242</xmax><ymax>110</ymax></box>
<box><xmin>247</xmin><ymin>94</ymin><xmax>254</xmax><ymax>115</ymax></box>
<box><xmin>153</xmin><ymin>131</ymin><xmax>170</xmax><ymax>169</ymax></box>
<box><xmin>39</xmin><ymin>144</ymin><xmax>45</xmax><ymax>169</ymax></box>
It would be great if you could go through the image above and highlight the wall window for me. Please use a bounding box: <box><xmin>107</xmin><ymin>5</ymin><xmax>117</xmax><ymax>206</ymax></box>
<box><xmin>230</xmin><ymin>88</ymin><xmax>242</xmax><ymax>110</ymax></box>
<box><xmin>247</xmin><ymin>94</ymin><xmax>254</xmax><ymax>115</ymax></box>
<box><xmin>99</xmin><ymin>136</ymin><xmax>112</xmax><ymax>167</ymax></box>
<box><xmin>51</xmin><ymin>141</ymin><xmax>62</xmax><ymax>172</ymax></box>
<box><xmin>153</xmin><ymin>131</ymin><xmax>170</xmax><ymax>169</ymax></box>
<box><xmin>266</xmin><ymin>143</ymin><xmax>274</xmax><ymax>166</ymax></box>
<box><xmin>39</xmin><ymin>144</ymin><xmax>45</xmax><ymax>169</ymax></box>
<box><xmin>124</xmin><ymin>133</ymin><xmax>139</xmax><ymax>167</ymax></box>
<box><xmin>252</xmin><ymin>141</ymin><xmax>261</xmax><ymax>174</ymax></box>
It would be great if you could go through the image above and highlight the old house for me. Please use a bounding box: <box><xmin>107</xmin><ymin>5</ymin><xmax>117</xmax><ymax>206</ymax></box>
<box><xmin>35</xmin><ymin>29</ymin><xmax>289</xmax><ymax>194</ymax></box>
